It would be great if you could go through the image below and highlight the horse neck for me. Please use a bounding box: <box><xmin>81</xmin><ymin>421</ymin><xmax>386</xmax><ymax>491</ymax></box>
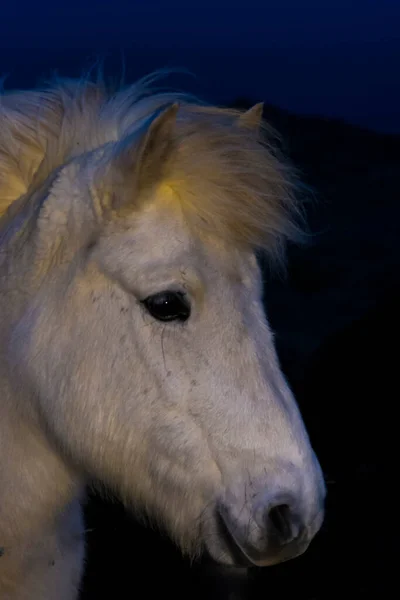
<box><xmin>0</xmin><ymin>395</ymin><xmax>82</xmax><ymax>546</ymax></box>
<box><xmin>0</xmin><ymin>290</ymin><xmax>82</xmax><ymax>545</ymax></box>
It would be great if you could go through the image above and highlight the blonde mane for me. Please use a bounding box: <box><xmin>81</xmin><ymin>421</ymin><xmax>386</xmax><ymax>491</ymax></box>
<box><xmin>0</xmin><ymin>71</ymin><xmax>305</xmax><ymax>262</ymax></box>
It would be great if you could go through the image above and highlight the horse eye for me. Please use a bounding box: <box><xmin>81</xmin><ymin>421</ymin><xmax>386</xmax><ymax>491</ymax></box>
<box><xmin>142</xmin><ymin>291</ymin><xmax>191</xmax><ymax>322</ymax></box>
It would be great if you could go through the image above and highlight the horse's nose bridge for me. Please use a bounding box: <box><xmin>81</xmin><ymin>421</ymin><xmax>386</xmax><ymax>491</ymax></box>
<box><xmin>240</xmin><ymin>336</ymin><xmax>299</xmax><ymax>422</ymax></box>
<box><xmin>249</xmin><ymin>375</ymin><xmax>310</xmax><ymax>459</ymax></box>
<box><xmin>257</xmin><ymin>363</ymin><xmax>314</xmax><ymax>461</ymax></box>
<box><xmin>220</xmin><ymin>329</ymin><xmax>318</xmax><ymax>475</ymax></box>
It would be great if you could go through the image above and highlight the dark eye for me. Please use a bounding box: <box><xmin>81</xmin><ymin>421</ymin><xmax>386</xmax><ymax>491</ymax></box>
<box><xmin>142</xmin><ymin>291</ymin><xmax>191</xmax><ymax>322</ymax></box>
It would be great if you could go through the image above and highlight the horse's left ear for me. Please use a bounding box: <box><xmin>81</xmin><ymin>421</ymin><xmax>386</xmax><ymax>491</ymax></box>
<box><xmin>238</xmin><ymin>103</ymin><xmax>264</xmax><ymax>133</ymax></box>
<box><xmin>99</xmin><ymin>103</ymin><xmax>179</xmax><ymax>213</ymax></box>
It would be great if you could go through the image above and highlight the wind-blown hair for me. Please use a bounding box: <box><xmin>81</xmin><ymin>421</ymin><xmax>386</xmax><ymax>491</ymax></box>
<box><xmin>0</xmin><ymin>71</ymin><xmax>305</xmax><ymax>264</ymax></box>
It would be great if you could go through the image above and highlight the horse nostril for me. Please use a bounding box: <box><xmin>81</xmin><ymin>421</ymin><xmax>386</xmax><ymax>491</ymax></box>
<box><xmin>267</xmin><ymin>503</ymin><xmax>298</xmax><ymax>545</ymax></box>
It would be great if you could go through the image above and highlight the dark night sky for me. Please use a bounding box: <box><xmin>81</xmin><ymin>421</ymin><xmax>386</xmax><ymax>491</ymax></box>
<box><xmin>1</xmin><ymin>0</ymin><xmax>399</xmax><ymax>133</ymax></box>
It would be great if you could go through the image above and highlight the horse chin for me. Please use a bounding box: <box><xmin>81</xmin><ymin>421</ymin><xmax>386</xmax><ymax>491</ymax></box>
<box><xmin>204</xmin><ymin>534</ymin><xmax>312</xmax><ymax>569</ymax></box>
<box><xmin>201</xmin><ymin>509</ymin><xmax>314</xmax><ymax>569</ymax></box>
<box><xmin>201</xmin><ymin>510</ymin><xmax>253</xmax><ymax>568</ymax></box>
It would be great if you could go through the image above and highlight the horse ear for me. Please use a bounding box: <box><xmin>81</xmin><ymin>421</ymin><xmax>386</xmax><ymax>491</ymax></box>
<box><xmin>101</xmin><ymin>103</ymin><xmax>179</xmax><ymax>213</ymax></box>
<box><xmin>238</xmin><ymin>103</ymin><xmax>264</xmax><ymax>133</ymax></box>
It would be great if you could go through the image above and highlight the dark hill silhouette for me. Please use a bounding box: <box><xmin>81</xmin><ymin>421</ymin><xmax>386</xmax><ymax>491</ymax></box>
<box><xmin>247</xmin><ymin>100</ymin><xmax>400</xmax><ymax>382</ymax></box>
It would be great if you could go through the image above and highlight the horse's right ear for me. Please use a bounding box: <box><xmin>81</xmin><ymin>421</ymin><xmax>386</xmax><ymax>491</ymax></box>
<box><xmin>238</xmin><ymin>103</ymin><xmax>264</xmax><ymax>133</ymax></box>
<box><xmin>98</xmin><ymin>103</ymin><xmax>179</xmax><ymax>214</ymax></box>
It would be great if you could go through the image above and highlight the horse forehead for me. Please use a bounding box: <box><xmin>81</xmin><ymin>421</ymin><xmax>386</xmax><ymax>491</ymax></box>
<box><xmin>126</xmin><ymin>217</ymin><xmax>249</xmax><ymax>282</ymax></box>
<box><xmin>111</xmin><ymin>196</ymin><xmax>257</xmax><ymax>286</ymax></box>
<box><xmin>126</xmin><ymin>198</ymin><xmax>193</xmax><ymax>251</ymax></box>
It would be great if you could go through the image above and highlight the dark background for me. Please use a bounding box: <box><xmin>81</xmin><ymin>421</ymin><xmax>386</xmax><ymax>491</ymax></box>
<box><xmin>1</xmin><ymin>1</ymin><xmax>398</xmax><ymax>597</ymax></box>
<box><xmin>2</xmin><ymin>0</ymin><xmax>400</xmax><ymax>134</ymax></box>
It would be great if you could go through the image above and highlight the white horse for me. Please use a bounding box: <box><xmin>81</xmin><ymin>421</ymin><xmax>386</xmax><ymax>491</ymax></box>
<box><xmin>0</xmin><ymin>72</ymin><xmax>325</xmax><ymax>599</ymax></box>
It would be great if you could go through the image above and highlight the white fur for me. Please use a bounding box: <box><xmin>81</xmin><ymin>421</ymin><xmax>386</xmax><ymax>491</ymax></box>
<box><xmin>0</xmin><ymin>72</ymin><xmax>325</xmax><ymax>599</ymax></box>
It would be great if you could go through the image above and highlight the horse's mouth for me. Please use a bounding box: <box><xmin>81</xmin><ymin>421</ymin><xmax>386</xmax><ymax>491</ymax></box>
<box><xmin>204</xmin><ymin>509</ymin><xmax>315</xmax><ymax>569</ymax></box>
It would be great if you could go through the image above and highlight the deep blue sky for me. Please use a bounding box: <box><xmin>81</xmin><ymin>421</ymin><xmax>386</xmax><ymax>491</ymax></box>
<box><xmin>1</xmin><ymin>0</ymin><xmax>399</xmax><ymax>133</ymax></box>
